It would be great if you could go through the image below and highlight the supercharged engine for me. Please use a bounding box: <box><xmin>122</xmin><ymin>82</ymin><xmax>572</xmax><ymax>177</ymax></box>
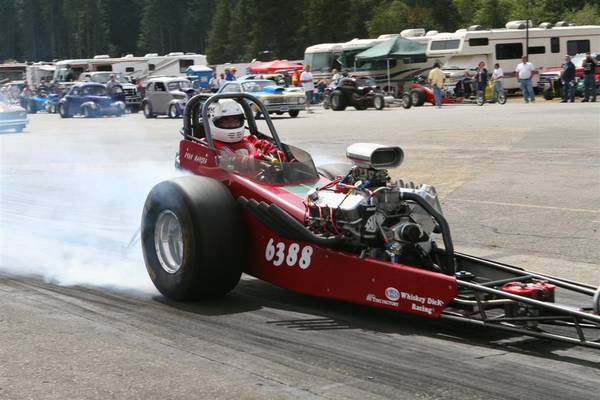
<box><xmin>305</xmin><ymin>143</ymin><xmax>448</xmax><ymax>272</ymax></box>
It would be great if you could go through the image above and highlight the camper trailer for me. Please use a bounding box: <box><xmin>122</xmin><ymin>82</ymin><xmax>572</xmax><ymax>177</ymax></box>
<box><xmin>304</xmin><ymin>21</ymin><xmax>600</xmax><ymax>93</ymax></box>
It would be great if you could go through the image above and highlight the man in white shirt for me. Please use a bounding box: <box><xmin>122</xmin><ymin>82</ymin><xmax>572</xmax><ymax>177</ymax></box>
<box><xmin>300</xmin><ymin>65</ymin><xmax>314</xmax><ymax>113</ymax></box>
<box><xmin>491</xmin><ymin>63</ymin><xmax>504</xmax><ymax>103</ymax></box>
<box><xmin>515</xmin><ymin>56</ymin><xmax>536</xmax><ymax>103</ymax></box>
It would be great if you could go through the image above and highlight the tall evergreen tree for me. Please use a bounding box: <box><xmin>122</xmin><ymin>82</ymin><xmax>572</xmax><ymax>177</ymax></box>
<box><xmin>205</xmin><ymin>0</ymin><xmax>232</xmax><ymax>63</ymax></box>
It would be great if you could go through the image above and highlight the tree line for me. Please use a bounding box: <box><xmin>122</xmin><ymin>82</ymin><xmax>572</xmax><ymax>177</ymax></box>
<box><xmin>0</xmin><ymin>0</ymin><xmax>598</xmax><ymax>64</ymax></box>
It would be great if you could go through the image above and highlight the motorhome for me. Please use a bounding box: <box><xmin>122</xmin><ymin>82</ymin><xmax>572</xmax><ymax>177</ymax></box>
<box><xmin>53</xmin><ymin>53</ymin><xmax>208</xmax><ymax>84</ymax></box>
<box><xmin>426</xmin><ymin>21</ymin><xmax>600</xmax><ymax>90</ymax></box>
<box><xmin>304</xmin><ymin>21</ymin><xmax>600</xmax><ymax>92</ymax></box>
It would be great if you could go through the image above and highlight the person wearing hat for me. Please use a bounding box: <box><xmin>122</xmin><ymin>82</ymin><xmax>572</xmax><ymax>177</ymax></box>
<box><xmin>560</xmin><ymin>55</ymin><xmax>576</xmax><ymax>103</ymax></box>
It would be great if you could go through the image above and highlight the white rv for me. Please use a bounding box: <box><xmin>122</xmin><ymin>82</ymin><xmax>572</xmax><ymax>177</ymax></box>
<box><xmin>426</xmin><ymin>21</ymin><xmax>600</xmax><ymax>90</ymax></box>
<box><xmin>53</xmin><ymin>53</ymin><xmax>208</xmax><ymax>83</ymax></box>
<box><xmin>304</xmin><ymin>21</ymin><xmax>600</xmax><ymax>92</ymax></box>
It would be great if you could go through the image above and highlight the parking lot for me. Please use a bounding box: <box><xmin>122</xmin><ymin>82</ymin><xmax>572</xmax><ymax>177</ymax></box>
<box><xmin>1</xmin><ymin>101</ymin><xmax>599</xmax><ymax>399</ymax></box>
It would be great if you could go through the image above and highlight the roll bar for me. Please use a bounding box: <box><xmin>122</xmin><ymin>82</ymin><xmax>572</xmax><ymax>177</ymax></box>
<box><xmin>181</xmin><ymin>92</ymin><xmax>285</xmax><ymax>152</ymax></box>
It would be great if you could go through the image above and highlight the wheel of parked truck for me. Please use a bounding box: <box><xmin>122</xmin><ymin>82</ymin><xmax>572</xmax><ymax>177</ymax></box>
<box><xmin>141</xmin><ymin>176</ymin><xmax>244</xmax><ymax>300</ymax></box>
<box><xmin>543</xmin><ymin>87</ymin><xmax>554</xmax><ymax>101</ymax></box>
<box><xmin>317</xmin><ymin>163</ymin><xmax>353</xmax><ymax>180</ymax></box>
<box><xmin>168</xmin><ymin>104</ymin><xmax>178</xmax><ymax>119</ymax></box>
<box><xmin>330</xmin><ymin>90</ymin><xmax>347</xmax><ymax>111</ymax></box>
<box><xmin>410</xmin><ymin>90</ymin><xmax>426</xmax><ymax>107</ymax></box>
<box><xmin>401</xmin><ymin>93</ymin><xmax>412</xmax><ymax>109</ymax></box>
<box><xmin>289</xmin><ymin>110</ymin><xmax>300</xmax><ymax>118</ymax></box>
<box><xmin>58</xmin><ymin>103</ymin><xmax>71</xmax><ymax>118</ymax></box>
<box><xmin>497</xmin><ymin>91</ymin><xmax>507</xmax><ymax>105</ymax></box>
<box><xmin>142</xmin><ymin>101</ymin><xmax>155</xmax><ymax>118</ymax></box>
<box><xmin>374</xmin><ymin>95</ymin><xmax>385</xmax><ymax>110</ymax></box>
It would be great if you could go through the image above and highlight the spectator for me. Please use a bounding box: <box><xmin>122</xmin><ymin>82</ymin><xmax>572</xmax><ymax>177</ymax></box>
<box><xmin>331</xmin><ymin>68</ymin><xmax>340</xmax><ymax>81</ymax></box>
<box><xmin>225</xmin><ymin>67</ymin><xmax>236</xmax><ymax>81</ymax></box>
<box><xmin>65</xmin><ymin>65</ymin><xmax>74</xmax><ymax>82</ymax></box>
<box><xmin>316</xmin><ymin>78</ymin><xmax>327</xmax><ymax>102</ymax></box>
<box><xmin>581</xmin><ymin>52</ymin><xmax>597</xmax><ymax>102</ymax></box>
<box><xmin>491</xmin><ymin>63</ymin><xmax>504</xmax><ymax>103</ymax></box>
<box><xmin>219</xmin><ymin>73</ymin><xmax>226</xmax><ymax>88</ymax></box>
<box><xmin>515</xmin><ymin>56</ymin><xmax>536</xmax><ymax>103</ymax></box>
<box><xmin>291</xmin><ymin>69</ymin><xmax>300</xmax><ymax>86</ymax></box>
<box><xmin>300</xmin><ymin>65</ymin><xmax>314</xmax><ymax>113</ymax></box>
<box><xmin>427</xmin><ymin>61</ymin><xmax>444</xmax><ymax>108</ymax></box>
<box><xmin>106</xmin><ymin>74</ymin><xmax>119</xmax><ymax>93</ymax></box>
<box><xmin>209</xmin><ymin>73</ymin><xmax>219</xmax><ymax>93</ymax></box>
<box><xmin>560</xmin><ymin>55</ymin><xmax>576</xmax><ymax>103</ymax></box>
<box><xmin>474</xmin><ymin>61</ymin><xmax>488</xmax><ymax>101</ymax></box>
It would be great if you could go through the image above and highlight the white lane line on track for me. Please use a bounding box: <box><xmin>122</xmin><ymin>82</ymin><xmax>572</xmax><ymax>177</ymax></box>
<box><xmin>449</xmin><ymin>198</ymin><xmax>600</xmax><ymax>214</ymax></box>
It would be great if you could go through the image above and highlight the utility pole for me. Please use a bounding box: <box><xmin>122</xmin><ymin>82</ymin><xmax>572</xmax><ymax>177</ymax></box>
<box><xmin>525</xmin><ymin>0</ymin><xmax>530</xmax><ymax>57</ymax></box>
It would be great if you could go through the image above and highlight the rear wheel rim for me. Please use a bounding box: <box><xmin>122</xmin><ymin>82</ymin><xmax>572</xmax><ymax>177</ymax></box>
<box><xmin>154</xmin><ymin>210</ymin><xmax>184</xmax><ymax>274</ymax></box>
<box><xmin>169</xmin><ymin>105</ymin><xmax>176</xmax><ymax>118</ymax></box>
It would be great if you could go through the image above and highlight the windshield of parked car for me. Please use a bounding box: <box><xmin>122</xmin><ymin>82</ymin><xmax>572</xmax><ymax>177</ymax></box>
<box><xmin>241</xmin><ymin>80</ymin><xmax>279</xmax><ymax>92</ymax></box>
<box><xmin>167</xmin><ymin>80</ymin><xmax>192</xmax><ymax>91</ymax></box>
<box><xmin>81</xmin><ymin>86</ymin><xmax>107</xmax><ymax>96</ymax></box>
<box><xmin>217</xmin><ymin>141</ymin><xmax>319</xmax><ymax>185</ymax></box>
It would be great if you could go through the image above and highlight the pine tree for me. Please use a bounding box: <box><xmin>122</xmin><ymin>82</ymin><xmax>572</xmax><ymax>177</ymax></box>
<box><xmin>205</xmin><ymin>0</ymin><xmax>232</xmax><ymax>64</ymax></box>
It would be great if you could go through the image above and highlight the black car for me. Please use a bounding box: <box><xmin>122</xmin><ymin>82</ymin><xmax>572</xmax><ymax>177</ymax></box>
<box><xmin>323</xmin><ymin>77</ymin><xmax>386</xmax><ymax>111</ymax></box>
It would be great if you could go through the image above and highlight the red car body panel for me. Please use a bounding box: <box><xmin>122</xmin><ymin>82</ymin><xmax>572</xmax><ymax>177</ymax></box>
<box><xmin>179</xmin><ymin>138</ymin><xmax>459</xmax><ymax>318</ymax></box>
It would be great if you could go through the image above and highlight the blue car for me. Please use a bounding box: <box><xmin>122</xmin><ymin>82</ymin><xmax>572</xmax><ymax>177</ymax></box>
<box><xmin>22</xmin><ymin>92</ymin><xmax>60</xmax><ymax>114</ymax></box>
<box><xmin>58</xmin><ymin>83</ymin><xmax>125</xmax><ymax>118</ymax></box>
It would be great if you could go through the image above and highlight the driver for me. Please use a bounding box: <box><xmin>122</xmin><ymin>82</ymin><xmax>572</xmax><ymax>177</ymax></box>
<box><xmin>209</xmin><ymin>99</ymin><xmax>284</xmax><ymax>168</ymax></box>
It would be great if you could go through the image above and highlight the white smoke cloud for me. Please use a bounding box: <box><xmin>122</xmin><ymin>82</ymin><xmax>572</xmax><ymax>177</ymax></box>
<box><xmin>0</xmin><ymin>160</ymin><xmax>181</xmax><ymax>295</ymax></box>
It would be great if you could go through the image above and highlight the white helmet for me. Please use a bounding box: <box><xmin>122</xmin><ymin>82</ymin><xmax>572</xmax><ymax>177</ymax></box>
<box><xmin>209</xmin><ymin>99</ymin><xmax>245</xmax><ymax>143</ymax></box>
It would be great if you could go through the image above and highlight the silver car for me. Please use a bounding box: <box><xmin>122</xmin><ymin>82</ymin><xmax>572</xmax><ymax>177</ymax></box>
<box><xmin>141</xmin><ymin>77</ymin><xmax>195</xmax><ymax>118</ymax></box>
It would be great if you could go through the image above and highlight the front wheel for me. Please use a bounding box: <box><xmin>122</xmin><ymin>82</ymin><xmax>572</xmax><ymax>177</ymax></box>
<box><xmin>289</xmin><ymin>109</ymin><xmax>300</xmax><ymax>118</ymax></box>
<box><xmin>476</xmin><ymin>92</ymin><xmax>484</xmax><ymax>106</ymax></box>
<box><xmin>83</xmin><ymin>106</ymin><xmax>94</xmax><ymax>118</ymax></box>
<box><xmin>330</xmin><ymin>91</ymin><xmax>347</xmax><ymax>111</ymax></box>
<box><xmin>497</xmin><ymin>91</ymin><xmax>507</xmax><ymax>105</ymax></box>
<box><xmin>141</xmin><ymin>176</ymin><xmax>244</xmax><ymax>300</ymax></box>
<box><xmin>168</xmin><ymin>104</ymin><xmax>178</xmax><ymax>118</ymax></box>
<box><xmin>401</xmin><ymin>93</ymin><xmax>412</xmax><ymax>109</ymax></box>
<box><xmin>59</xmin><ymin>104</ymin><xmax>71</xmax><ymax>118</ymax></box>
<box><xmin>373</xmin><ymin>95</ymin><xmax>385</xmax><ymax>110</ymax></box>
<box><xmin>411</xmin><ymin>90</ymin><xmax>426</xmax><ymax>107</ymax></box>
<box><xmin>143</xmin><ymin>102</ymin><xmax>155</xmax><ymax>118</ymax></box>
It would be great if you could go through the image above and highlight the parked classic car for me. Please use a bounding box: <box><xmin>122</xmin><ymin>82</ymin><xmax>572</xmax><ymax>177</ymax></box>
<box><xmin>0</xmin><ymin>101</ymin><xmax>28</xmax><ymax>132</ymax></box>
<box><xmin>141</xmin><ymin>77</ymin><xmax>196</xmax><ymax>118</ymax></box>
<box><xmin>58</xmin><ymin>82</ymin><xmax>125</xmax><ymax>118</ymax></box>
<box><xmin>79</xmin><ymin>72</ymin><xmax>142</xmax><ymax>112</ymax></box>
<box><xmin>218</xmin><ymin>78</ymin><xmax>305</xmax><ymax>118</ymax></box>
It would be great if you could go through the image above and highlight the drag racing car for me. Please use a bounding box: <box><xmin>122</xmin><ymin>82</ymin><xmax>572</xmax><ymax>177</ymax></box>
<box><xmin>0</xmin><ymin>100</ymin><xmax>28</xmax><ymax>132</ymax></box>
<box><xmin>141</xmin><ymin>93</ymin><xmax>600</xmax><ymax>349</ymax></box>
<box><xmin>58</xmin><ymin>82</ymin><xmax>125</xmax><ymax>118</ymax></box>
<box><xmin>322</xmin><ymin>77</ymin><xmax>398</xmax><ymax>111</ymax></box>
<box><xmin>410</xmin><ymin>75</ymin><xmax>506</xmax><ymax>106</ymax></box>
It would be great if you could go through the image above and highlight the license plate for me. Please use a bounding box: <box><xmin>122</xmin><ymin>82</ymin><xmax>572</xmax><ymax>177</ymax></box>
<box><xmin>279</xmin><ymin>105</ymin><xmax>289</xmax><ymax>112</ymax></box>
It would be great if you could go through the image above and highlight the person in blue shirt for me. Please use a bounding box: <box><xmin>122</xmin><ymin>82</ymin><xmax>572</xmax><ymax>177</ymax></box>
<box><xmin>560</xmin><ymin>55</ymin><xmax>576</xmax><ymax>103</ymax></box>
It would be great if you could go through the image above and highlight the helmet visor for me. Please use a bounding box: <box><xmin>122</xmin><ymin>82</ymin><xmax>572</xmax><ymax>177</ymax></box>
<box><xmin>214</xmin><ymin>114</ymin><xmax>244</xmax><ymax>129</ymax></box>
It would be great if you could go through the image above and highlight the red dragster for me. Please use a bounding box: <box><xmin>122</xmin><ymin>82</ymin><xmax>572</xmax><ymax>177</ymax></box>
<box><xmin>141</xmin><ymin>93</ymin><xmax>600</xmax><ymax>348</ymax></box>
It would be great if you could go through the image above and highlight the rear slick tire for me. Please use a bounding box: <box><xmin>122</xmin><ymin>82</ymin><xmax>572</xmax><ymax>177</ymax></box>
<box><xmin>141</xmin><ymin>176</ymin><xmax>244</xmax><ymax>301</ymax></box>
<box><xmin>330</xmin><ymin>91</ymin><xmax>347</xmax><ymax>111</ymax></box>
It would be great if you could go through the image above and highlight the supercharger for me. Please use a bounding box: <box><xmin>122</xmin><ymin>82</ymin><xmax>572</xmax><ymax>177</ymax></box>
<box><xmin>305</xmin><ymin>143</ymin><xmax>445</xmax><ymax>271</ymax></box>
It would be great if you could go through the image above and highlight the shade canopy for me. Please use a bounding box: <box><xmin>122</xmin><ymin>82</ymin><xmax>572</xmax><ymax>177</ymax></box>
<box><xmin>355</xmin><ymin>36</ymin><xmax>427</xmax><ymax>60</ymax></box>
<box><xmin>249</xmin><ymin>60</ymin><xmax>303</xmax><ymax>73</ymax></box>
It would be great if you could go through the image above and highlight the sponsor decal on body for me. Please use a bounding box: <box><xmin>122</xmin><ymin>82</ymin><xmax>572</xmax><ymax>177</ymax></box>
<box><xmin>366</xmin><ymin>287</ymin><xmax>444</xmax><ymax>315</ymax></box>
